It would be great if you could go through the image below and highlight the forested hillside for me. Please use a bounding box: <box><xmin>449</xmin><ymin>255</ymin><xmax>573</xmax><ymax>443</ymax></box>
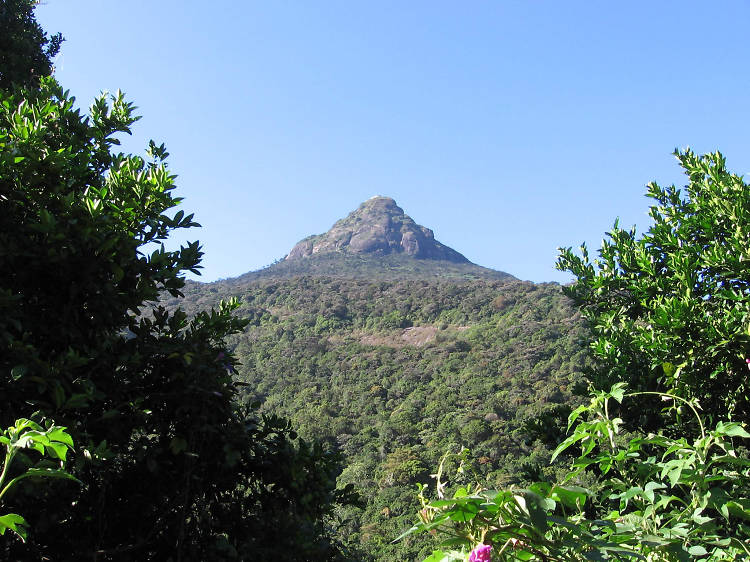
<box><xmin>173</xmin><ymin>276</ymin><xmax>589</xmax><ymax>559</ymax></box>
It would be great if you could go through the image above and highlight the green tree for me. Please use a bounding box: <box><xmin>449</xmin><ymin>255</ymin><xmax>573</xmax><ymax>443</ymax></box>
<box><xmin>0</xmin><ymin>71</ymin><xmax>350</xmax><ymax>562</ymax></box>
<box><xmin>0</xmin><ymin>0</ymin><xmax>62</xmax><ymax>90</ymax></box>
<box><xmin>557</xmin><ymin>150</ymin><xmax>750</xmax><ymax>430</ymax></box>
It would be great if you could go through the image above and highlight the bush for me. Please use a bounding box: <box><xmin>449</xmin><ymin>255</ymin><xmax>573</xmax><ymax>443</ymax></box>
<box><xmin>557</xmin><ymin>150</ymin><xmax>750</xmax><ymax>429</ymax></box>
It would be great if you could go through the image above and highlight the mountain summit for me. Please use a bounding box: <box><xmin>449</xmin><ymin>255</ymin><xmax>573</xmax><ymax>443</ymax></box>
<box><xmin>286</xmin><ymin>196</ymin><xmax>469</xmax><ymax>263</ymax></box>
<box><xmin>227</xmin><ymin>196</ymin><xmax>512</xmax><ymax>281</ymax></box>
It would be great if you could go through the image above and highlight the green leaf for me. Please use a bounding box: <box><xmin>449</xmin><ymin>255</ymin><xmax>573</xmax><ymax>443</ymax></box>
<box><xmin>45</xmin><ymin>441</ymin><xmax>69</xmax><ymax>460</ymax></box>
<box><xmin>422</xmin><ymin>551</ymin><xmax>448</xmax><ymax>562</ymax></box>
<box><xmin>0</xmin><ymin>513</ymin><xmax>28</xmax><ymax>541</ymax></box>
<box><xmin>550</xmin><ymin>485</ymin><xmax>589</xmax><ymax>509</ymax></box>
<box><xmin>662</xmin><ymin>362</ymin><xmax>675</xmax><ymax>379</ymax></box>
<box><xmin>551</xmin><ymin>432</ymin><xmax>588</xmax><ymax>461</ymax></box>
<box><xmin>422</xmin><ymin>550</ymin><xmax>465</xmax><ymax>562</ymax></box>
<box><xmin>691</xmin><ymin>508</ymin><xmax>713</xmax><ymax>525</ymax></box>
<box><xmin>715</xmin><ymin>422</ymin><xmax>750</xmax><ymax>438</ymax></box>
<box><xmin>47</xmin><ymin>427</ymin><xmax>74</xmax><ymax>446</ymax></box>
<box><xmin>567</xmin><ymin>404</ymin><xmax>589</xmax><ymax>429</ymax></box>
<box><xmin>448</xmin><ymin>500</ymin><xmax>480</xmax><ymax>522</ymax></box>
<box><xmin>643</xmin><ymin>481</ymin><xmax>666</xmax><ymax>503</ymax></box>
<box><xmin>394</xmin><ymin>513</ymin><xmax>451</xmax><ymax>543</ymax></box>
<box><xmin>20</xmin><ymin>467</ymin><xmax>81</xmax><ymax>484</ymax></box>
<box><xmin>724</xmin><ymin>500</ymin><xmax>750</xmax><ymax>521</ymax></box>
<box><xmin>393</xmin><ymin>524</ymin><xmax>420</xmax><ymax>542</ymax></box>
<box><xmin>609</xmin><ymin>382</ymin><xmax>626</xmax><ymax>403</ymax></box>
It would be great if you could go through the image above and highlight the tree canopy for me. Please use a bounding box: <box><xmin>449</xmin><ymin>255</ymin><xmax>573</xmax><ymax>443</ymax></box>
<box><xmin>557</xmin><ymin>150</ymin><xmax>750</xmax><ymax>430</ymax></box>
<box><xmin>0</xmin><ymin>0</ymin><xmax>62</xmax><ymax>90</ymax></box>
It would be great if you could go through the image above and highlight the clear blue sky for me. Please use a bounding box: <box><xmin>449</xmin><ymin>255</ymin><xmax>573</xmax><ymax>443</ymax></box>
<box><xmin>36</xmin><ymin>1</ymin><xmax>750</xmax><ymax>283</ymax></box>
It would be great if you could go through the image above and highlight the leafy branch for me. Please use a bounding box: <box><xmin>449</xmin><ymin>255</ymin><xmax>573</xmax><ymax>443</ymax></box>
<box><xmin>0</xmin><ymin>418</ymin><xmax>79</xmax><ymax>542</ymax></box>
<box><xmin>402</xmin><ymin>384</ymin><xmax>750</xmax><ymax>560</ymax></box>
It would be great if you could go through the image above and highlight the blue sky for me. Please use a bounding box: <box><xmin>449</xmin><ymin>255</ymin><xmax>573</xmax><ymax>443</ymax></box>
<box><xmin>37</xmin><ymin>1</ymin><xmax>750</xmax><ymax>283</ymax></box>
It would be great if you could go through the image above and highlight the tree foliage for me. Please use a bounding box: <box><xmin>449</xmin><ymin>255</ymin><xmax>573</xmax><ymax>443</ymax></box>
<box><xmin>0</xmin><ymin>0</ymin><xmax>63</xmax><ymax>90</ymax></box>
<box><xmin>403</xmin><ymin>384</ymin><xmax>750</xmax><ymax>561</ymax></box>
<box><xmin>0</xmin><ymin>65</ymin><xmax>349</xmax><ymax>562</ymax></box>
<box><xmin>557</xmin><ymin>150</ymin><xmax>750</xmax><ymax>429</ymax></box>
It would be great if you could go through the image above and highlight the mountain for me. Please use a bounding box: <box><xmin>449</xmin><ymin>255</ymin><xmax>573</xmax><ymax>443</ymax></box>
<box><xmin>233</xmin><ymin>196</ymin><xmax>513</xmax><ymax>282</ymax></box>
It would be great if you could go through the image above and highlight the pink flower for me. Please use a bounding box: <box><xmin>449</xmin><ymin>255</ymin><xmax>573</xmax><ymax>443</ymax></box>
<box><xmin>469</xmin><ymin>544</ymin><xmax>492</xmax><ymax>562</ymax></box>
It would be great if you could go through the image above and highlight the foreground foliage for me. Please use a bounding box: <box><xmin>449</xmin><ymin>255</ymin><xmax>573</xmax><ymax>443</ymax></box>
<box><xmin>0</xmin><ymin>419</ymin><xmax>77</xmax><ymax>542</ymax></box>
<box><xmin>558</xmin><ymin>150</ymin><xmax>750</xmax><ymax>430</ymax></box>
<box><xmin>0</xmin><ymin>73</ymin><xmax>351</xmax><ymax>560</ymax></box>
<box><xmin>404</xmin><ymin>385</ymin><xmax>750</xmax><ymax>560</ymax></box>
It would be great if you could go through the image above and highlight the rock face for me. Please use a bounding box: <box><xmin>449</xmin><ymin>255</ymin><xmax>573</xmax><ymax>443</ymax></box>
<box><xmin>286</xmin><ymin>196</ymin><xmax>470</xmax><ymax>263</ymax></box>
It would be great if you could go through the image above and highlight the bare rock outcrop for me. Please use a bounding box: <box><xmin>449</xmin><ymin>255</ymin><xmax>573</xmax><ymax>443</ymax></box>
<box><xmin>286</xmin><ymin>196</ymin><xmax>469</xmax><ymax>263</ymax></box>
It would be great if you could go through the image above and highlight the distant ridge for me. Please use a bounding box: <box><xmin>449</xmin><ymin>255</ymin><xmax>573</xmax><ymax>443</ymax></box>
<box><xmin>228</xmin><ymin>197</ymin><xmax>514</xmax><ymax>282</ymax></box>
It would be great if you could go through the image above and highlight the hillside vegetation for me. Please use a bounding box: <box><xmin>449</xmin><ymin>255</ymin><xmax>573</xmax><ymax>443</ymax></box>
<box><xmin>233</xmin><ymin>253</ymin><xmax>513</xmax><ymax>282</ymax></box>
<box><xmin>173</xmin><ymin>276</ymin><xmax>589</xmax><ymax>559</ymax></box>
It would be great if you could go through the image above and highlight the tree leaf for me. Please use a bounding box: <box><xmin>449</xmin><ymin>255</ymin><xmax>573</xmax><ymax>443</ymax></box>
<box><xmin>0</xmin><ymin>513</ymin><xmax>28</xmax><ymax>541</ymax></box>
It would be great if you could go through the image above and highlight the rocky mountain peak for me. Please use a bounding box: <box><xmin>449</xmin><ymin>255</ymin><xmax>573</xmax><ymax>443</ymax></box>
<box><xmin>286</xmin><ymin>196</ymin><xmax>469</xmax><ymax>263</ymax></box>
